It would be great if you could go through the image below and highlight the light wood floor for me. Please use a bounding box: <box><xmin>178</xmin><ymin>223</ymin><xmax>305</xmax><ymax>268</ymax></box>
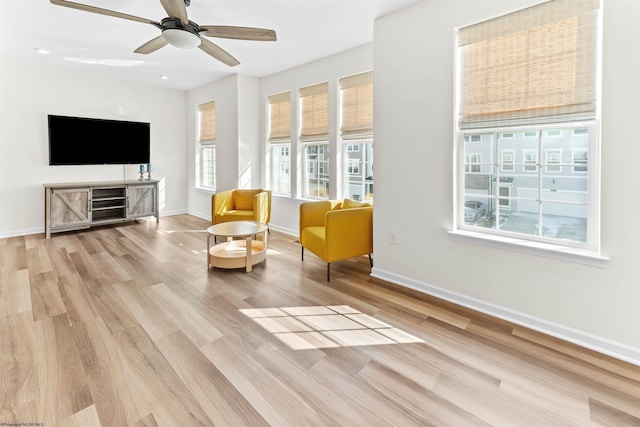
<box><xmin>1</xmin><ymin>214</ymin><xmax>639</xmax><ymax>427</ymax></box>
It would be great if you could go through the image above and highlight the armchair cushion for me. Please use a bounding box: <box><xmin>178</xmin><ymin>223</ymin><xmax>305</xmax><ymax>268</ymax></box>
<box><xmin>342</xmin><ymin>198</ymin><xmax>370</xmax><ymax>209</ymax></box>
<box><xmin>234</xmin><ymin>189</ymin><xmax>263</xmax><ymax>210</ymax></box>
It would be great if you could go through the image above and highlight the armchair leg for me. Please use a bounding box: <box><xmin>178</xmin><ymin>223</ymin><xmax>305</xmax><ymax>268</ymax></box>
<box><xmin>301</xmin><ymin>246</ymin><xmax>304</xmax><ymax>261</ymax></box>
<box><xmin>327</xmin><ymin>263</ymin><xmax>330</xmax><ymax>282</ymax></box>
<box><xmin>368</xmin><ymin>254</ymin><xmax>373</xmax><ymax>267</ymax></box>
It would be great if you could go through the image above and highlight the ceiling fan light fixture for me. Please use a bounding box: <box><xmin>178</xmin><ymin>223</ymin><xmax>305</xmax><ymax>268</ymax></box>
<box><xmin>162</xmin><ymin>29</ymin><xmax>201</xmax><ymax>49</ymax></box>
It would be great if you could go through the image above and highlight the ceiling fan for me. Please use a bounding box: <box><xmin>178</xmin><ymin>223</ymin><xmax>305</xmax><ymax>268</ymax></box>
<box><xmin>49</xmin><ymin>0</ymin><xmax>277</xmax><ymax>67</ymax></box>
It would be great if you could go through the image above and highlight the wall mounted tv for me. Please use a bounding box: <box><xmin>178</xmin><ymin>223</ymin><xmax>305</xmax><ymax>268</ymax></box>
<box><xmin>48</xmin><ymin>114</ymin><xmax>150</xmax><ymax>165</ymax></box>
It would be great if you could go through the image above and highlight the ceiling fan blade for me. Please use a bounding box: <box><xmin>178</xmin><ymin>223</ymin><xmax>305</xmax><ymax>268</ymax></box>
<box><xmin>200</xmin><ymin>26</ymin><xmax>277</xmax><ymax>41</ymax></box>
<box><xmin>198</xmin><ymin>38</ymin><xmax>240</xmax><ymax>67</ymax></box>
<box><xmin>50</xmin><ymin>0</ymin><xmax>160</xmax><ymax>27</ymax></box>
<box><xmin>134</xmin><ymin>36</ymin><xmax>168</xmax><ymax>54</ymax></box>
<box><xmin>159</xmin><ymin>0</ymin><xmax>189</xmax><ymax>25</ymax></box>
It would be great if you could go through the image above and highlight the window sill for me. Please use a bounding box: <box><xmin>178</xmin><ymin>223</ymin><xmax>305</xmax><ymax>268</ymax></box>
<box><xmin>194</xmin><ymin>186</ymin><xmax>215</xmax><ymax>194</ymax></box>
<box><xmin>447</xmin><ymin>229</ymin><xmax>609</xmax><ymax>268</ymax></box>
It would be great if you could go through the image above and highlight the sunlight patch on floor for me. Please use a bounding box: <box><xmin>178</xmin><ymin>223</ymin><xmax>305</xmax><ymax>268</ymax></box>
<box><xmin>240</xmin><ymin>305</ymin><xmax>423</xmax><ymax>350</ymax></box>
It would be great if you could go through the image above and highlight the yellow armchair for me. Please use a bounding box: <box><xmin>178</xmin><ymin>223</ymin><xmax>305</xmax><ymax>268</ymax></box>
<box><xmin>211</xmin><ymin>189</ymin><xmax>271</xmax><ymax>225</ymax></box>
<box><xmin>299</xmin><ymin>199</ymin><xmax>373</xmax><ymax>281</ymax></box>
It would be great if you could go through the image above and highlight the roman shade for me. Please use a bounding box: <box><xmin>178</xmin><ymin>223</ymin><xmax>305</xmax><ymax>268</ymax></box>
<box><xmin>299</xmin><ymin>82</ymin><xmax>329</xmax><ymax>142</ymax></box>
<box><xmin>268</xmin><ymin>92</ymin><xmax>291</xmax><ymax>142</ymax></box>
<box><xmin>339</xmin><ymin>71</ymin><xmax>373</xmax><ymax>140</ymax></box>
<box><xmin>457</xmin><ymin>0</ymin><xmax>600</xmax><ymax>129</ymax></box>
<box><xmin>198</xmin><ymin>101</ymin><xmax>216</xmax><ymax>143</ymax></box>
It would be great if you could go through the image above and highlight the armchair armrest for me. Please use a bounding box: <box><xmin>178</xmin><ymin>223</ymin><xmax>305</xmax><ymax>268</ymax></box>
<box><xmin>212</xmin><ymin>190</ymin><xmax>234</xmax><ymax>222</ymax></box>
<box><xmin>299</xmin><ymin>200</ymin><xmax>342</xmax><ymax>236</ymax></box>
<box><xmin>324</xmin><ymin>207</ymin><xmax>373</xmax><ymax>263</ymax></box>
<box><xmin>253</xmin><ymin>190</ymin><xmax>272</xmax><ymax>224</ymax></box>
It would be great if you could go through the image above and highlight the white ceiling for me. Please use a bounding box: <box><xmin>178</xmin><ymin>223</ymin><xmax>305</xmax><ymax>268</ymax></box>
<box><xmin>0</xmin><ymin>0</ymin><xmax>419</xmax><ymax>91</ymax></box>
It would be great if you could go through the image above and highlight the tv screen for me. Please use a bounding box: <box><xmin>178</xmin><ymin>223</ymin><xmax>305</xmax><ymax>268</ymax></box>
<box><xmin>48</xmin><ymin>115</ymin><xmax>150</xmax><ymax>165</ymax></box>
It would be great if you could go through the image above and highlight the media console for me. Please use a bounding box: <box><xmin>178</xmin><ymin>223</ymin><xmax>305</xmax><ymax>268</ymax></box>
<box><xmin>44</xmin><ymin>180</ymin><xmax>159</xmax><ymax>238</ymax></box>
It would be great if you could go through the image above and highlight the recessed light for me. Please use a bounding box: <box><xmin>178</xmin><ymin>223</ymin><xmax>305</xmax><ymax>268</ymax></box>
<box><xmin>161</xmin><ymin>75</ymin><xmax>169</xmax><ymax>80</ymax></box>
<box><xmin>35</xmin><ymin>48</ymin><xmax>50</xmax><ymax>55</ymax></box>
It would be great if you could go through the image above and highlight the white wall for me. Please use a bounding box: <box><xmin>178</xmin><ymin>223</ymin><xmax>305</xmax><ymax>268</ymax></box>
<box><xmin>259</xmin><ymin>43</ymin><xmax>374</xmax><ymax>235</ymax></box>
<box><xmin>373</xmin><ymin>0</ymin><xmax>640</xmax><ymax>364</ymax></box>
<box><xmin>0</xmin><ymin>59</ymin><xmax>187</xmax><ymax>237</ymax></box>
<box><xmin>185</xmin><ymin>74</ymin><xmax>261</xmax><ymax>220</ymax></box>
<box><xmin>186</xmin><ymin>75</ymin><xmax>238</xmax><ymax>220</ymax></box>
<box><xmin>237</xmin><ymin>75</ymin><xmax>261</xmax><ymax>189</ymax></box>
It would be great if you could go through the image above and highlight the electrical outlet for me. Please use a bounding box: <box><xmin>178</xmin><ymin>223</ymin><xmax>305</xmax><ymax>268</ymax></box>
<box><xmin>388</xmin><ymin>231</ymin><xmax>398</xmax><ymax>245</ymax></box>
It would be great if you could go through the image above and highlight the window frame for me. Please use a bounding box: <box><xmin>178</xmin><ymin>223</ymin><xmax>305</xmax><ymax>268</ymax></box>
<box><xmin>196</xmin><ymin>101</ymin><xmax>216</xmax><ymax>191</ymax></box>
<box><xmin>269</xmin><ymin>142</ymin><xmax>292</xmax><ymax>195</ymax></box>
<box><xmin>199</xmin><ymin>143</ymin><xmax>216</xmax><ymax>190</ymax></box>
<box><xmin>342</xmin><ymin>138</ymin><xmax>374</xmax><ymax>202</ymax></box>
<box><xmin>301</xmin><ymin>142</ymin><xmax>330</xmax><ymax>199</ymax></box>
<box><xmin>455</xmin><ymin>123</ymin><xmax>601</xmax><ymax>259</ymax></box>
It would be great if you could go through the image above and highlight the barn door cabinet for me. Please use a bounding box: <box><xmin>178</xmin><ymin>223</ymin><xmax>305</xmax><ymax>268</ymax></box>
<box><xmin>44</xmin><ymin>180</ymin><xmax>159</xmax><ymax>238</ymax></box>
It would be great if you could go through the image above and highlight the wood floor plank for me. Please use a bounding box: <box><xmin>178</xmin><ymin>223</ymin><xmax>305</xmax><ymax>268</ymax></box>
<box><xmin>253</xmin><ymin>341</ymin><xmax>397</xmax><ymax>426</ymax></box>
<box><xmin>0</xmin><ymin>312</ymin><xmax>40</xmax><ymax>415</ymax></box>
<box><xmin>156</xmin><ymin>330</ymin><xmax>270</xmax><ymax>427</ymax></box>
<box><xmin>200</xmin><ymin>336</ymin><xmax>334</xmax><ymax>427</ymax></box>
<box><xmin>0</xmin><ymin>214</ymin><xmax>638</xmax><ymax>426</ymax></box>
<box><xmin>29</xmin><ymin>272</ymin><xmax>66</xmax><ymax>321</ymax></box>
<box><xmin>71</xmin><ymin>317</ymin><xmax>151</xmax><ymax>427</ymax></box>
<box><xmin>36</xmin><ymin>314</ymin><xmax>93</xmax><ymax>426</ymax></box>
<box><xmin>147</xmin><ymin>283</ymin><xmax>223</xmax><ymax>347</ymax></box>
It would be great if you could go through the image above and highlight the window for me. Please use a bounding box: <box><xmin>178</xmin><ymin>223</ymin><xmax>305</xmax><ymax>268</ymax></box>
<box><xmin>201</xmin><ymin>145</ymin><xmax>215</xmax><ymax>189</ymax></box>
<box><xmin>465</xmin><ymin>153</ymin><xmax>482</xmax><ymax>174</ymax></box>
<box><xmin>545</xmin><ymin>149</ymin><xmax>563</xmax><ymax>173</ymax></box>
<box><xmin>456</xmin><ymin>0</ymin><xmax>601</xmax><ymax>252</ymax></box>
<box><xmin>465</xmin><ymin>134</ymin><xmax>481</xmax><ymax>143</ymax></box>
<box><xmin>267</xmin><ymin>92</ymin><xmax>291</xmax><ymax>195</ymax></box>
<box><xmin>300</xmin><ymin>83</ymin><xmax>329</xmax><ymax>198</ymax></box>
<box><xmin>461</xmin><ymin>126</ymin><xmax>592</xmax><ymax>244</ymax></box>
<box><xmin>303</xmin><ymin>143</ymin><xmax>329</xmax><ymax>198</ymax></box>
<box><xmin>501</xmin><ymin>150</ymin><xmax>515</xmax><ymax>172</ymax></box>
<box><xmin>271</xmin><ymin>144</ymin><xmax>291</xmax><ymax>194</ymax></box>
<box><xmin>523</xmin><ymin>150</ymin><xmax>538</xmax><ymax>172</ymax></box>
<box><xmin>347</xmin><ymin>159</ymin><xmax>360</xmax><ymax>175</ymax></box>
<box><xmin>340</xmin><ymin>71</ymin><xmax>374</xmax><ymax>201</ymax></box>
<box><xmin>572</xmin><ymin>149</ymin><xmax>588</xmax><ymax>173</ymax></box>
<box><xmin>197</xmin><ymin>101</ymin><xmax>216</xmax><ymax>189</ymax></box>
<box><xmin>524</xmin><ymin>131</ymin><xmax>539</xmax><ymax>139</ymax></box>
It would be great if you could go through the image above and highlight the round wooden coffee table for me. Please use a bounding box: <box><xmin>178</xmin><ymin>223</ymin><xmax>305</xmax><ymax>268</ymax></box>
<box><xmin>206</xmin><ymin>221</ymin><xmax>268</xmax><ymax>272</ymax></box>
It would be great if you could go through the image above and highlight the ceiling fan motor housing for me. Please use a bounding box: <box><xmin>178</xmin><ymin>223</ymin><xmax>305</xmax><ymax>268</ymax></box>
<box><xmin>161</xmin><ymin>18</ymin><xmax>202</xmax><ymax>49</ymax></box>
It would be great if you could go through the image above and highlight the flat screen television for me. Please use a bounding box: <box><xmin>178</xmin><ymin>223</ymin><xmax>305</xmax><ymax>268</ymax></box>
<box><xmin>48</xmin><ymin>114</ymin><xmax>150</xmax><ymax>165</ymax></box>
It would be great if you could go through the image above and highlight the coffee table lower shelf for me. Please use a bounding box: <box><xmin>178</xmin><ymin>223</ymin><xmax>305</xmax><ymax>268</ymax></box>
<box><xmin>208</xmin><ymin>239</ymin><xmax>267</xmax><ymax>271</ymax></box>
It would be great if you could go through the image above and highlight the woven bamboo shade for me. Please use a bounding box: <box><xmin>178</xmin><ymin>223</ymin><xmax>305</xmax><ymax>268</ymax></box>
<box><xmin>299</xmin><ymin>82</ymin><xmax>329</xmax><ymax>142</ymax></box>
<box><xmin>198</xmin><ymin>101</ymin><xmax>215</xmax><ymax>143</ymax></box>
<box><xmin>268</xmin><ymin>92</ymin><xmax>291</xmax><ymax>142</ymax></box>
<box><xmin>340</xmin><ymin>71</ymin><xmax>373</xmax><ymax>140</ymax></box>
<box><xmin>458</xmin><ymin>0</ymin><xmax>599</xmax><ymax>129</ymax></box>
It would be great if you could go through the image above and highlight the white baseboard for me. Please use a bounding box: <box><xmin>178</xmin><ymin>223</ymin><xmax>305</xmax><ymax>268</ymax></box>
<box><xmin>0</xmin><ymin>210</ymin><xmax>186</xmax><ymax>240</ymax></box>
<box><xmin>371</xmin><ymin>267</ymin><xmax>640</xmax><ymax>367</ymax></box>
<box><xmin>269</xmin><ymin>224</ymin><xmax>298</xmax><ymax>238</ymax></box>
<box><xmin>0</xmin><ymin>227</ymin><xmax>43</xmax><ymax>239</ymax></box>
